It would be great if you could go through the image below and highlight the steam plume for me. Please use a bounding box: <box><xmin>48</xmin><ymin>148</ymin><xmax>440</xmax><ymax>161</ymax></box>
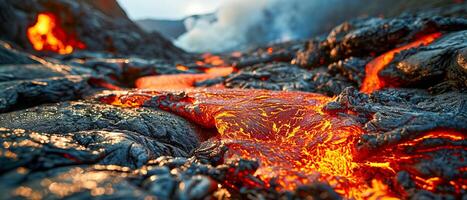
<box><xmin>175</xmin><ymin>0</ymin><xmax>362</xmax><ymax>53</ymax></box>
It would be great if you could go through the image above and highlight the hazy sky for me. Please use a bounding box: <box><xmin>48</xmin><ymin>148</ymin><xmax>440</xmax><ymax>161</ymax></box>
<box><xmin>117</xmin><ymin>0</ymin><xmax>226</xmax><ymax>20</ymax></box>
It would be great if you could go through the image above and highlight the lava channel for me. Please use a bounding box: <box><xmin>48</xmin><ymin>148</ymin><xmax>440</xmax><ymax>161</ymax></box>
<box><xmin>136</xmin><ymin>53</ymin><xmax>235</xmax><ymax>89</ymax></box>
<box><xmin>360</xmin><ymin>32</ymin><xmax>442</xmax><ymax>93</ymax></box>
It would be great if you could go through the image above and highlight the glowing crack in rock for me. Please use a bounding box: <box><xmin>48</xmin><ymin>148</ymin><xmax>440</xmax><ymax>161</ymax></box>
<box><xmin>100</xmin><ymin>88</ymin><xmax>465</xmax><ymax>199</ymax></box>
<box><xmin>360</xmin><ymin>33</ymin><xmax>442</xmax><ymax>93</ymax></box>
<box><xmin>27</xmin><ymin>13</ymin><xmax>86</xmax><ymax>54</ymax></box>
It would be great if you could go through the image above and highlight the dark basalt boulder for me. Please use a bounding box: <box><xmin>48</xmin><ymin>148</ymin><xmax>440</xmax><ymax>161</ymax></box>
<box><xmin>0</xmin><ymin>128</ymin><xmax>190</xmax><ymax>171</ymax></box>
<box><xmin>327</xmin><ymin>57</ymin><xmax>370</xmax><ymax>86</ymax></box>
<box><xmin>0</xmin><ymin>41</ymin><xmax>39</xmax><ymax>65</ymax></box>
<box><xmin>0</xmin><ymin>64</ymin><xmax>92</xmax><ymax>82</ymax></box>
<box><xmin>0</xmin><ymin>75</ymin><xmax>91</xmax><ymax>113</ymax></box>
<box><xmin>197</xmin><ymin>14</ymin><xmax>467</xmax><ymax>94</ymax></box>
<box><xmin>325</xmin><ymin>87</ymin><xmax>467</xmax><ymax>150</ymax></box>
<box><xmin>0</xmin><ymin>101</ymin><xmax>201</xmax><ymax>154</ymax></box>
<box><xmin>294</xmin><ymin>15</ymin><xmax>467</xmax><ymax>68</ymax></box>
<box><xmin>379</xmin><ymin>30</ymin><xmax>467</xmax><ymax>93</ymax></box>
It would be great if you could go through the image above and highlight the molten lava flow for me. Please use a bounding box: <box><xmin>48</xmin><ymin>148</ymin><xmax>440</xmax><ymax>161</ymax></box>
<box><xmin>231</xmin><ymin>51</ymin><xmax>242</xmax><ymax>58</ymax></box>
<box><xmin>27</xmin><ymin>13</ymin><xmax>85</xmax><ymax>54</ymax></box>
<box><xmin>199</xmin><ymin>53</ymin><xmax>225</xmax><ymax>66</ymax></box>
<box><xmin>204</xmin><ymin>66</ymin><xmax>234</xmax><ymax>75</ymax></box>
<box><xmin>100</xmin><ymin>89</ymin><xmax>377</xmax><ymax>198</ymax></box>
<box><xmin>135</xmin><ymin>72</ymin><xmax>230</xmax><ymax>89</ymax></box>
<box><xmin>136</xmin><ymin>53</ymin><xmax>235</xmax><ymax>89</ymax></box>
<box><xmin>267</xmin><ymin>47</ymin><xmax>274</xmax><ymax>54</ymax></box>
<box><xmin>176</xmin><ymin>64</ymin><xmax>189</xmax><ymax>71</ymax></box>
<box><xmin>197</xmin><ymin>53</ymin><xmax>236</xmax><ymax>74</ymax></box>
<box><xmin>360</xmin><ymin>33</ymin><xmax>442</xmax><ymax>93</ymax></box>
<box><xmin>362</xmin><ymin>129</ymin><xmax>466</xmax><ymax>195</ymax></box>
<box><xmin>101</xmin><ymin>89</ymin><xmax>465</xmax><ymax>199</ymax></box>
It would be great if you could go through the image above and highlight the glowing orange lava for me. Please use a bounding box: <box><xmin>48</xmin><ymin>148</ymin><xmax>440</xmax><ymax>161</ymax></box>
<box><xmin>231</xmin><ymin>51</ymin><xmax>242</xmax><ymax>58</ymax></box>
<box><xmin>136</xmin><ymin>53</ymin><xmax>234</xmax><ymax>89</ymax></box>
<box><xmin>267</xmin><ymin>47</ymin><xmax>274</xmax><ymax>54</ymax></box>
<box><xmin>176</xmin><ymin>64</ymin><xmax>189</xmax><ymax>71</ymax></box>
<box><xmin>363</xmin><ymin>129</ymin><xmax>466</xmax><ymax>195</ymax></box>
<box><xmin>135</xmin><ymin>71</ymin><xmax>231</xmax><ymax>89</ymax></box>
<box><xmin>101</xmin><ymin>89</ymin><xmax>464</xmax><ymax>199</ymax></box>
<box><xmin>27</xmin><ymin>13</ymin><xmax>85</xmax><ymax>54</ymax></box>
<box><xmin>360</xmin><ymin>33</ymin><xmax>442</xmax><ymax>93</ymax></box>
<box><xmin>199</xmin><ymin>53</ymin><xmax>225</xmax><ymax>66</ymax></box>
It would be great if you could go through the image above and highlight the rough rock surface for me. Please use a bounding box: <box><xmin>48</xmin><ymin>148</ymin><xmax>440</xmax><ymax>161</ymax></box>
<box><xmin>0</xmin><ymin>76</ymin><xmax>91</xmax><ymax>112</ymax></box>
<box><xmin>0</xmin><ymin>64</ymin><xmax>92</xmax><ymax>82</ymax></box>
<box><xmin>380</xmin><ymin>30</ymin><xmax>467</xmax><ymax>92</ymax></box>
<box><xmin>202</xmin><ymin>62</ymin><xmax>354</xmax><ymax>96</ymax></box>
<box><xmin>0</xmin><ymin>42</ymin><xmax>39</xmax><ymax>65</ymax></box>
<box><xmin>294</xmin><ymin>15</ymin><xmax>467</xmax><ymax>68</ymax></box>
<box><xmin>0</xmin><ymin>129</ymin><xmax>339</xmax><ymax>199</ymax></box>
<box><xmin>325</xmin><ymin>87</ymin><xmax>466</xmax><ymax>148</ymax></box>
<box><xmin>0</xmin><ymin>101</ymin><xmax>200</xmax><ymax>154</ymax></box>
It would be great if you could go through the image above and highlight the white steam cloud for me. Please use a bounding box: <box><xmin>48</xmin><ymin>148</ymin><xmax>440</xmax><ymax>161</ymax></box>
<box><xmin>175</xmin><ymin>0</ymin><xmax>363</xmax><ymax>53</ymax></box>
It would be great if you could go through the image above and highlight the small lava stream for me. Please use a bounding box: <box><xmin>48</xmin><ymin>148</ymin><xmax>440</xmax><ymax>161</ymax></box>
<box><xmin>360</xmin><ymin>32</ymin><xmax>442</xmax><ymax>93</ymax></box>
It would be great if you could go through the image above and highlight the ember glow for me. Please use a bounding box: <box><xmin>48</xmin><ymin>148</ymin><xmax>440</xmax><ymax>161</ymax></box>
<box><xmin>100</xmin><ymin>88</ymin><xmax>465</xmax><ymax>199</ymax></box>
<box><xmin>360</xmin><ymin>32</ymin><xmax>442</xmax><ymax>93</ymax></box>
<box><xmin>27</xmin><ymin>13</ymin><xmax>85</xmax><ymax>54</ymax></box>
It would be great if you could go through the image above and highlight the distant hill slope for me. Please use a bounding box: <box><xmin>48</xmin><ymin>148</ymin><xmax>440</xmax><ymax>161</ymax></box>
<box><xmin>136</xmin><ymin>19</ymin><xmax>186</xmax><ymax>40</ymax></box>
<box><xmin>136</xmin><ymin>13</ymin><xmax>216</xmax><ymax>41</ymax></box>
